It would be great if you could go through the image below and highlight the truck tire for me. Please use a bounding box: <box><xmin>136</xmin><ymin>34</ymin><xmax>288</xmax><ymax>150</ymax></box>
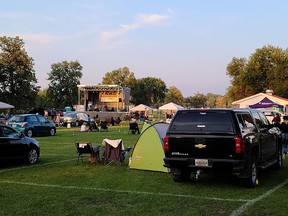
<box><xmin>243</xmin><ymin>156</ymin><xmax>258</xmax><ymax>188</ymax></box>
<box><xmin>172</xmin><ymin>169</ymin><xmax>191</xmax><ymax>182</ymax></box>
<box><xmin>273</xmin><ymin>146</ymin><xmax>283</xmax><ymax>170</ymax></box>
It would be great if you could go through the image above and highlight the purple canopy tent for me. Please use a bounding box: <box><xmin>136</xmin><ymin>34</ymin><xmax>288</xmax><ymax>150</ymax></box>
<box><xmin>249</xmin><ymin>97</ymin><xmax>283</xmax><ymax>108</ymax></box>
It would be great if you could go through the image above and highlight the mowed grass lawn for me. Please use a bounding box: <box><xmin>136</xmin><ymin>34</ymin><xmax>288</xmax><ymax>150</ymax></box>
<box><xmin>1</xmin><ymin>122</ymin><xmax>288</xmax><ymax>216</ymax></box>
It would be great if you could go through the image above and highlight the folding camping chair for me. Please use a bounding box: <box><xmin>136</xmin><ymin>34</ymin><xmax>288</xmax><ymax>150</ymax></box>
<box><xmin>102</xmin><ymin>139</ymin><xmax>125</xmax><ymax>166</ymax></box>
<box><xmin>75</xmin><ymin>142</ymin><xmax>99</xmax><ymax>164</ymax></box>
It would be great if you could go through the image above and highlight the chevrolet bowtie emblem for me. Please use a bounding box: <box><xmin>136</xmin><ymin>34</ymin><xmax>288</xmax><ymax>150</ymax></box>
<box><xmin>195</xmin><ymin>144</ymin><xmax>207</xmax><ymax>149</ymax></box>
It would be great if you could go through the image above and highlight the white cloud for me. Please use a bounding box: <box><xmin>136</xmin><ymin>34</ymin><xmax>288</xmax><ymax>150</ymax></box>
<box><xmin>100</xmin><ymin>23</ymin><xmax>139</xmax><ymax>40</ymax></box>
<box><xmin>120</xmin><ymin>23</ymin><xmax>139</xmax><ymax>31</ymax></box>
<box><xmin>100</xmin><ymin>12</ymin><xmax>170</xmax><ymax>41</ymax></box>
<box><xmin>22</xmin><ymin>33</ymin><xmax>59</xmax><ymax>44</ymax></box>
<box><xmin>100</xmin><ymin>31</ymin><xmax>119</xmax><ymax>40</ymax></box>
<box><xmin>44</xmin><ymin>16</ymin><xmax>57</xmax><ymax>22</ymax></box>
<box><xmin>136</xmin><ymin>14</ymin><xmax>169</xmax><ymax>25</ymax></box>
<box><xmin>10</xmin><ymin>33</ymin><xmax>61</xmax><ymax>52</ymax></box>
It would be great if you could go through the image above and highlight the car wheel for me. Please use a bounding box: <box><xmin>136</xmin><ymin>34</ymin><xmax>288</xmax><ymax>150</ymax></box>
<box><xmin>243</xmin><ymin>156</ymin><xmax>258</xmax><ymax>188</ymax></box>
<box><xmin>26</xmin><ymin>148</ymin><xmax>39</xmax><ymax>164</ymax></box>
<box><xmin>50</xmin><ymin>128</ymin><xmax>56</xmax><ymax>136</ymax></box>
<box><xmin>26</xmin><ymin>129</ymin><xmax>33</xmax><ymax>138</ymax></box>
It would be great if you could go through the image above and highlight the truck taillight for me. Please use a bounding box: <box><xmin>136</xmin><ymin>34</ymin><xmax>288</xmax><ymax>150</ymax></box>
<box><xmin>235</xmin><ymin>137</ymin><xmax>244</xmax><ymax>153</ymax></box>
<box><xmin>164</xmin><ymin>136</ymin><xmax>169</xmax><ymax>152</ymax></box>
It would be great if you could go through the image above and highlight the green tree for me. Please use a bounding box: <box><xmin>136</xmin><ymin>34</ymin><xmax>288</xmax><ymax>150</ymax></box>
<box><xmin>226</xmin><ymin>57</ymin><xmax>253</xmax><ymax>101</ymax></box>
<box><xmin>226</xmin><ymin>45</ymin><xmax>288</xmax><ymax>101</ymax></box>
<box><xmin>185</xmin><ymin>92</ymin><xmax>207</xmax><ymax>108</ymax></box>
<box><xmin>47</xmin><ymin>60</ymin><xmax>83</xmax><ymax>109</ymax></box>
<box><xmin>36</xmin><ymin>88</ymin><xmax>52</xmax><ymax>108</ymax></box>
<box><xmin>0</xmin><ymin>36</ymin><xmax>39</xmax><ymax>112</ymax></box>
<box><xmin>246</xmin><ymin>45</ymin><xmax>288</xmax><ymax>96</ymax></box>
<box><xmin>164</xmin><ymin>86</ymin><xmax>185</xmax><ymax>106</ymax></box>
<box><xmin>131</xmin><ymin>77</ymin><xmax>167</xmax><ymax>107</ymax></box>
<box><xmin>206</xmin><ymin>93</ymin><xmax>218</xmax><ymax>108</ymax></box>
<box><xmin>215</xmin><ymin>96</ymin><xmax>228</xmax><ymax>108</ymax></box>
<box><xmin>102</xmin><ymin>66</ymin><xmax>136</xmax><ymax>87</ymax></box>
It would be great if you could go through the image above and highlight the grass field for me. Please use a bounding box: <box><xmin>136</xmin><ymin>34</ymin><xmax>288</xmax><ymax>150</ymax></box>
<box><xmin>0</xmin><ymin>122</ymin><xmax>288</xmax><ymax>216</ymax></box>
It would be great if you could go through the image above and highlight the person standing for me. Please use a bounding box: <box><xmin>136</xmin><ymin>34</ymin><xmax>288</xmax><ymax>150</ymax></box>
<box><xmin>44</xmin><ymin>110</ymin><xmax>49</xmax><ymax>118</ymax></box>
<box><xmin>280</xmin><ymin>116</ymin><xmax>288</xmax><ymax>157</ymax></box>
<box><xmin>272</xmin><ymin>113</ymin><xmax>281</xmax><ymax>127</ymax></box>
<box><xmin>110</xmin><ymin>116</ymin><xmax>115</xmax><ymax>126</ymax></box>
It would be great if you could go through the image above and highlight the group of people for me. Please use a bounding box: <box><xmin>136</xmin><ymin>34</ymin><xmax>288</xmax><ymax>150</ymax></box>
<box><xmin>272</xmin><ymin>113</ymin><xmax>288</xmax><ymax>157</ymax></box>
<box><xmin>87</xmin><ymin>115</ymin><xmax>122</xmax><ymax>132</ymax></box>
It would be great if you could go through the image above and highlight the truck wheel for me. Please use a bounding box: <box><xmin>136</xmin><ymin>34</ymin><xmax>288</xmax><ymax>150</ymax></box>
<box><xmin>172</xmin><ymin>169</ymin><xmax>191</xmax><ymax>182</ymax></box>
<box><xmin>273</xmin><ymin>147</ymin><xmax>283</xmax><ymax>170</ymax></box>
<box><xmin>243</xmin><ymin>156</ymin><xmax>258</xmax><ymax>188</ymax></box>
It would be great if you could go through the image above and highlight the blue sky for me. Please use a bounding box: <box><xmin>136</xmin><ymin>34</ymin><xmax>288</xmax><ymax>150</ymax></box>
<box><xmin>1</xmin><ymin>1</ymin><xmax>288</xmax><ymax>97</ymax></box>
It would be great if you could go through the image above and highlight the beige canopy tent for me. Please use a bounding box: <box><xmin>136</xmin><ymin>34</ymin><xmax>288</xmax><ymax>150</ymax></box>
<box><xmin>0</xmin><ymin>101</ymin><xmax>14</xmax><ymax>110</ymax></box>
<box><xmin>129</xmin><ymin>104</ymin><xmax>153</xmax><ymax>119</ymax></box>
<box><xmin>159</xmin><ymin>102</ymin><xmax>184</xmax><ymax>111</ymax></box>
<box><xmin>130</xmin><ymin>104</ymin><xmax>153</xmax><ymax>112</ymax></box>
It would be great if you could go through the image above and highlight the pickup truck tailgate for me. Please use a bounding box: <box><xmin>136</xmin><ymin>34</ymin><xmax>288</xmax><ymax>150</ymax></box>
<box><xmin>168</xmin><ymin>134</ymin><xmax>236</xmax><ymax>159</ymax></box>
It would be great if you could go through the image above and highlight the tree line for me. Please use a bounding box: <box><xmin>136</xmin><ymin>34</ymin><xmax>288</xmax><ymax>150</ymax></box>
<box><xmin>1</xmin><ymin>36</ymin><xmax>288</xmax><ymax>113</ymax></box>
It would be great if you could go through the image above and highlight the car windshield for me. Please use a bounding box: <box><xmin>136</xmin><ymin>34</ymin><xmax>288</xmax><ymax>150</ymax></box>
<box><xmin>9</xmin><ymin>116</ymin><xmax>26</xmax><ymax>122</ymax></box>
<box><xmin>64</xmin><ymin>112</ymin><xmax>76</xmax><ymax>117</ymax></box>
<box><xmin>2</xmin><ymin>126</ymin><xmax>20</xmax><ymax>138</ymax></box>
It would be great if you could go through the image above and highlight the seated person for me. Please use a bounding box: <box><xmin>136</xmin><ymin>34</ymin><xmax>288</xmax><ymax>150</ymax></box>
<box><xmin>89</xmin><ymin>118</ymin><xmax>99</xmax><ymax>132</ymax></box>
<box><xmin>94</xmin><ymin>115</ymin><xmax>101</xmax><ymax>126</ymax></box>
<box><xmin>100</xmin><ymin>121</ymin><xmax>109</xmax><ymax>131</ymax></box>
<box><xmin>129</xmin><ymin>119</ymin><xmax>140</xmax><ymax>134</ymax></box>
<box><xmin>115</xmin><ymin>117</ymin><xmax>122</xmax><ymax>125</ymax></box>
<box><xmin>80</xmin><ymin>122</ymin><xmax>89</xmax><ymax>132</ymax></box>
<box><xmin>110</xmin><ymin>116</ymin><xmax>115</xmax><ymax>126</ymax></box>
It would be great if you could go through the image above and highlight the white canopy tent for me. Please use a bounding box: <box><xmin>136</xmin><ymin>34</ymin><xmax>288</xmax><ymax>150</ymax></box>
<box><xmin>0</xmin><ymin>101</ymin><xmax>14</xmax><ymax>110</ymax></box>
<box><xmin>159</xmin><ymin>102</ymin><xmax>184</xmax><ymax>111</ymax></box>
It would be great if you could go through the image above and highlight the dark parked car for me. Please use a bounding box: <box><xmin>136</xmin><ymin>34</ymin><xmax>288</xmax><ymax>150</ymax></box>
<box><xmin>7</xmin><ymin>114</ymin><xmax>56</xmax><ymax>138</ymax></box>
<box><xmin>0</xmin><ymin>123</ymin><xmax>40</xmax><ymax>164</ymax></box>
<box><xmin>0</xmin><ymin>115</ymin><xmax>8</xmax><ymax>124</ymax></box>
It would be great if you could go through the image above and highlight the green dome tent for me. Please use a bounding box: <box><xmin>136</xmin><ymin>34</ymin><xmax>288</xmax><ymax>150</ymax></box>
<box><xmin>140</xmin><ymin>121</ymin><xmax>152</xmax><ymax>133</ymax></box>
<box><xmin>129</xmin><ymin>122</ymin><xmax>169</xmax><ymax>173</ymax></box>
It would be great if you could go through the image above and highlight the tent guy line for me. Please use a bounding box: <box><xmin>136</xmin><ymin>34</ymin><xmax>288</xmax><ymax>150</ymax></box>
<box><xmin>0</xmin><ymin>180</ymin><xmax>251</xmax><ymax>203</ymax></box>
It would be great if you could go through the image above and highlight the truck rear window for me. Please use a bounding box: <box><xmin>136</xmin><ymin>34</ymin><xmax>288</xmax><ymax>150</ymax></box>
<box><xmin>169</xmin><ymin>111</ymin><xmax>233</xmax><ymax>133</ymax></box>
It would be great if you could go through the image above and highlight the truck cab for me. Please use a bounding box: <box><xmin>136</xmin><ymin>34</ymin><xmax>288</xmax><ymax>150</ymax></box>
<box><xmin>163</xmin><ymin>108</ymin><xmax>282</xmax><ymax>187</ymax></box>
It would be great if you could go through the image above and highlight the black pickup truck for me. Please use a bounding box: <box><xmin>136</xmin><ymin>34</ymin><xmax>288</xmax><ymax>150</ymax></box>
<box><xmin>163</xmin><ymin>109</ymin><xmax>282</xmax><ymax>187</ymax></box>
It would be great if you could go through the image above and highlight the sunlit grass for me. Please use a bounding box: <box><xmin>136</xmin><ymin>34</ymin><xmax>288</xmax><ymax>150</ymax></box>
<box><xmin>0</xmin><ymin>122</ymin><xmax>288</xmax><ymax>215</ymax></box>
